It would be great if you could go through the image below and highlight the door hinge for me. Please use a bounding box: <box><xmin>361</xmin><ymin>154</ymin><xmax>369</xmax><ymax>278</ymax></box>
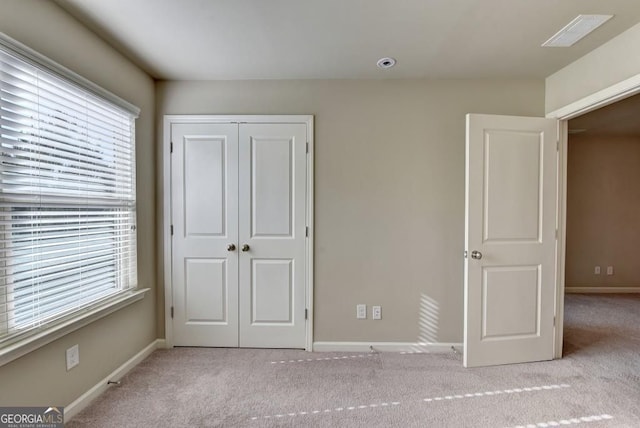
<box><xmin>170</xmin><ymin>225</ymin><xmax>174</xmax><ymax>236</ymax></box>
<box><xmin>170</xmin><ymin>142</ymin><xmax>173</xmax><ymax>153</ymax></box>
<box><xmin>305</xmin><ymin>226</ymin><xmax>309</xmax><ymax>237</ymax></box>
<box><xmin>553</xmin><ymin>316</ymin><xmax>556</xmax><ymax>326</ymax></box>
<box><xmin>171</xmin><ymin>306</ymin><xmax>174</xmax><ymax>319</ymax></box>
<box><xmin>555</xmin><ymin>228</ymin><xmax>558</xmax><ymax>239</ymax></box>
<box><xmin>556</xmin><ymin>140</ymin><xmax>559</xmax><ymax>151</ymax></box>
<box><xmin>306</xmin><ymin>142</ymin><xmax>309</xmax><ymax>153</ymax></box>
<box><xmin>305</xmin><ymin>308</ymin><xmax>308</xmax><ymax>320</ymax></box>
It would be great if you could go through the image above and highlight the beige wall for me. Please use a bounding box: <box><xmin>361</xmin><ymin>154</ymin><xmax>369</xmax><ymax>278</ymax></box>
<box><xmin>566</xmin><ymin>134</ymin><xmax>640</xmax><ymax>288</ymax></box>
<box><xmin>157</xmin><ymin>79</ymin><xmax>545</xmax><ymax>343</ymax></box>
<box><xmin>0</xmin><ymin>0</ymin><xmax>156</xmax><ymax>406</ymax></box>
<box><xmin>546</xmin><ymin>23</ymin><xmax>640</xmax><ymax>114</ymax></box>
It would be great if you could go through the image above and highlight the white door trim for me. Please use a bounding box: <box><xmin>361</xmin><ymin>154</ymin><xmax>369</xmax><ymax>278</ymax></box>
<box><xmin>546</xmin><ymin>73</ymin><xmax>640</xmax><ymax>121</ymax></box>
<box><xmin>546</xmin><ymin>72</ymin><xmax>640</xmax><ymax>359</ymax></box>
<box><xmin>162</xmin><ymin>115</ymin><xmax>314</xmax><ymax>351</ymax></box>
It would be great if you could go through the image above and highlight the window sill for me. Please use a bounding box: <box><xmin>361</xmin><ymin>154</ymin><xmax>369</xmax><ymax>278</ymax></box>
<box><xmin>0</xmin><ymin>288</ymin><xmax>149</xmax><ymax>368</ymax></box>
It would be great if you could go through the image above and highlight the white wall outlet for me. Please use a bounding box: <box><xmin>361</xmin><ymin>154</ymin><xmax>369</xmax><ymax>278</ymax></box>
<box><xmin>356</xmin><ymin>304</ymin><xmax>367</xmax><ymax>319</ymax></box>
<box><xmin>594</xmin><ymin>266</ymin><xmax>601</xmax><ymax>275</ymax></box>
<box><xmin>372</xmin><ymin>306</ymin><xmax>382</xmax><ymax>320</ymax></box>
<box><xmin>66</xmin><ymin>344</ymin><xmax>79</xmax><ymax>371</ymax></box>
<box><xmin>607</xmin><ymin>266</ymin><xmax>614</xmax><ymax>275</ymax></box>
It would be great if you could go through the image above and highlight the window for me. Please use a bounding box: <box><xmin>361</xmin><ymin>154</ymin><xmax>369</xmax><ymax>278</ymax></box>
<box><xmin>0</xmin><ymin>35</ymin><xmax>139</xmax><ymax>347</ymax></box>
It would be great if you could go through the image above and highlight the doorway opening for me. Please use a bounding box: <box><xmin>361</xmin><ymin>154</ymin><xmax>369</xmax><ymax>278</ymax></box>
<box><xmin>562</xmin><ymin>93</ymin><xmax>640</xmax><ymax>356</ymax></box>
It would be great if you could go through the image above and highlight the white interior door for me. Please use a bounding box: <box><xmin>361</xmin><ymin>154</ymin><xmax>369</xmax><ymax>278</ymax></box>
<box><xmin>238</xmin><ymin>124</ymin><xmax>307</xmax><ymax>348</ymax></box>
<box><xmin>464</xmin><ymin>114</ymin><xmax>558</xmax><ymax>367</ymax></box>
<box><xmin>171</xmin><ymin>123</ymin><xmax>239</xmax><ymax>347</ymax></box>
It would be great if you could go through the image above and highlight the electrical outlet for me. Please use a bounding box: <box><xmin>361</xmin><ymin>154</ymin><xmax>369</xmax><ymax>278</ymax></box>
<box><xmin>372</xmin><ymin>306</ymin><xmax>382</xmax><ymax>320</ymax></box>
<box><xmin>66</xmin><ymin>344</ymin><xmax>79</xmax><ymax>371</ymax></box>
<box><xmin>607</xmin><ymin>266</ymin><xmax>614</xmax><ymax>276</ymax></box>
<box><xmin>594</xmin><ymin>266</ymin><xmax>601</xmax><ymax>275</ymax></box>
<box><xmin>356</xmin><ymin>304</ymin><xmax>367</xmax><ymax>319</ymax></box>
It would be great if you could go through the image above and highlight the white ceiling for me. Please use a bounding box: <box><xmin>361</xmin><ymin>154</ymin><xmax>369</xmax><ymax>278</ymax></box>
<box><xmin>55</xmin><ymin>0</ymin><xmax>640</xmax><ymax>80</ymax></box>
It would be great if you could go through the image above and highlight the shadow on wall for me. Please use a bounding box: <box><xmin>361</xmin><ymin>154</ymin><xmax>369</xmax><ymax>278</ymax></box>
<box><xmin>409</xmin><ymin>293</ymin><xmax>440</xmax><ymax>353</ymax></box>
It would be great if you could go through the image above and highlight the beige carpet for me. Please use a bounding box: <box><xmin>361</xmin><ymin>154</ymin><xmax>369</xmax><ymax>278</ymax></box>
<box><xmin>68</xmin><ymin>294</ymin><xmax>640</xmax><ymax>427</ymax></box>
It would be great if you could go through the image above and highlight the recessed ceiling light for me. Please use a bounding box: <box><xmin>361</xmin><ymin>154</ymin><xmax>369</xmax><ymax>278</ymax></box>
<box><xmin>377</xmin><ymin>57</ymin><xmax>396</xmax><ymax>69</ymax></box>
<box><xmin>542</xmin><ymin>14</ymin><xmax>614</xmax><ymax>47</ymax></box>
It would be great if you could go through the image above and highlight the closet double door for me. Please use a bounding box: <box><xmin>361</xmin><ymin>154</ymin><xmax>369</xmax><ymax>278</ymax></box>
<box><xmin>170</xmin><ymin>120</ymin><xmax>308</xmax><ymax>348</ymax></box>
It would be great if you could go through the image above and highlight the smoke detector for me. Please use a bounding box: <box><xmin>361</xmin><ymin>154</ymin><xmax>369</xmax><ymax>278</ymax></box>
<box><xmin>376</xmin><ymin>57</ymin><xmax>396</xmax><ymax>69</ymax></box>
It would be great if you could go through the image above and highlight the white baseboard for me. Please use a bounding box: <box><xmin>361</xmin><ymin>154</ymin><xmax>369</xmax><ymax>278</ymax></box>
<box><xmin>66</xmin><ymin>338</ymin><xmax>164</xmax><ymax>421</ymax></box>
<box><xmin>566</xmin><ymin>287</ymin><xmax>640</xmax><ymax>294</ymax></box>
<box><xmin>312</xmin><ymin>341</ymin><xmax>462</xmax><ymax>353</ymax></box>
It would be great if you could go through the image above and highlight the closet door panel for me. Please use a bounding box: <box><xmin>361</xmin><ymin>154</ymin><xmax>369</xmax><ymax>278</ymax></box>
<box><xmin>239</xmin><ymin>123</ymin><xmax>307</xmax><ymax>348</ymax></box>
<box><xmin>171</xmin><ymin>123</ymin><xmax>239</xmax><ymax>347</ymax></box>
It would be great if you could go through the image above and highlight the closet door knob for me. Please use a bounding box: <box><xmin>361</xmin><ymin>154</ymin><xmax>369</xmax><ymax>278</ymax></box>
<box><xmin>241</xmin><ymin>244</ymin><xmax>250</xmax><ymax>252</ymax></box>
<box><xmin>227</xmin><ymin>244</ymin><xmax>236</xmax><ymax>252</ymax></box>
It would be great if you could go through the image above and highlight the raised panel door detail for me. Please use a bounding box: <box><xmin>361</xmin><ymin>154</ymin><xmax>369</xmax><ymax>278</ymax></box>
<box><xmin>172</xmin><ymin>119</ymin><xmax>309</xmax><ymax>349</ymax></box>
<box><xmin>185</xmin><ymin>258</ymin><xmax>227</xmax><ymax>323</ymax></box>
<box><xmin>465</xmin><ymin>114</ymin><xmax>557</xmax><ymax>367</ymax></box>
<box><xmin>482</xmin><ymin>265</ymin><xmax>540</xmax><ymax>340</ymax></box>
<box><xmin>239</xmin><ymin>123</ymin><xmax>307</xmax><ymax>349</ymax></box>
<box><xmin>251</xmin><ymin>259</ymin><xmax>293</xmax><ymax>324</ymax></box>
<box><xmin>483</xmin><ymin>130</ymin><xmax>542</xmax><ymax>243</ymax></box>
<box><xmin>251</xmin><ymin>137</ymin><xmax>293</xmax><ymax>238</ymax></box>
<box><xmin>184</xmin><ymin>136</ymin><xmax>226</xmax><ymax>236</ymax></box>
<box><xmin>171</xmin><ymin>122</ymin><xmax>239</xmax><ymax>347</ymax></box>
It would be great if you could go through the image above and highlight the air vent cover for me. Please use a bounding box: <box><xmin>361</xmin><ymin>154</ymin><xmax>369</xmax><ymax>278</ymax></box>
<box><xmin>542</xmin><ymin>15</ymin><xmax>613</xmax><ymax>47</ymax></box>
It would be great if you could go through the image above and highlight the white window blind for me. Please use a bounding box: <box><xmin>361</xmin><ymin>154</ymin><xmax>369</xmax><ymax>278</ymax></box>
<box><xmin>0</xmin><ymin>37</ymin><xmax>138</xmax><ymax>345</ymax></box>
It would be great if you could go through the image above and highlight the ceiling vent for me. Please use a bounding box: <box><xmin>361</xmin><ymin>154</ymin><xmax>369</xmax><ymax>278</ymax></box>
<box><xmin>542</xmin><ymin>14</ymin><xmax>613</xmax><ymax>47</ymax></box>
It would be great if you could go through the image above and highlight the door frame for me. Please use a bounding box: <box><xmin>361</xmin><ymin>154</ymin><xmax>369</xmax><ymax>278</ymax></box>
<box><xmin>162</xmin><ymin>115</ymin><xmax>315</xmax><ymax>351</ymax></box>
<box><xmin>547</xmin><ymin>73</ymin><xmax>640</xmax><ymax>358</ymax></box>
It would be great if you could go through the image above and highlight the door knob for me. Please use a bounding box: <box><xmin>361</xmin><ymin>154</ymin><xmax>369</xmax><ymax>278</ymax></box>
<box><xmin>227</xmin><ymin>244</ymin><xmax>236</xmax><ymax>252</ymax></box>
<box><xmin>471</xmin><ymin>250</ymin><xmax>482</xmax><ymax>260</ymax></box>
<box><xmin>241</xmin><ymin>244</ymin><xmax>250</xmax><ymax>252</ymax></box>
